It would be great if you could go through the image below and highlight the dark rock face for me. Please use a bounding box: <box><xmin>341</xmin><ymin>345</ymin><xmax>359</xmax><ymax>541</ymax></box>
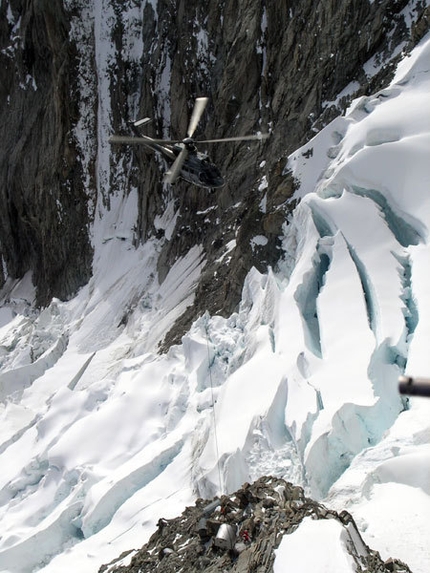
<box><xmin>0</xmin><ymin>0</ymin><xmax>93</xmax><ymax>305</ymax></box>
<box><xmin>0</xmin><ymin>0</ymin><xmax>428</xmax><ymax>333</ymax></box>
<box><xmin>99</xmin><ymin>476</ymin><xmax>412</xmax><ymax>573</ymax></box>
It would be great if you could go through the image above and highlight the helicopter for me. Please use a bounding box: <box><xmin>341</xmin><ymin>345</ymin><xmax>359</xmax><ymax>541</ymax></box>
<box><xmin>109</xmin><ymin>97</ymin><xmax>268</xmax><ymax>189</ymax></box>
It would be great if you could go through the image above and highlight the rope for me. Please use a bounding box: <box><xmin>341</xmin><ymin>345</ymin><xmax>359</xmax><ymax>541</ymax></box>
<box><xmin>205</xmin><ymin>321</ymin><xmax>223</xmax><ymax>495</ymax></box>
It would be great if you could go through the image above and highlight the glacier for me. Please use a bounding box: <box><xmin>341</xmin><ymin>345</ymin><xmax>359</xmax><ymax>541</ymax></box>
<box><xmin>0</xmin><ymin>27</ymin><xmax>430</xmax><ymax>573</ymax></box>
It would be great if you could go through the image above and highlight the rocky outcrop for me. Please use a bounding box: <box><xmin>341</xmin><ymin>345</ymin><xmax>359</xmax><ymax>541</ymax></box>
<box><xmin>99</xmin><ymin>476</ymin><xmax>412</xmax><ymax>573</ymax></box>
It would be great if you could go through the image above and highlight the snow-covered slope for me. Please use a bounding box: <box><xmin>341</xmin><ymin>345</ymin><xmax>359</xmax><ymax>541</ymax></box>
<box><xmin>0</xmin><ymin>32</ymin><xmax>429</xmax><ymax>573</ymax></box>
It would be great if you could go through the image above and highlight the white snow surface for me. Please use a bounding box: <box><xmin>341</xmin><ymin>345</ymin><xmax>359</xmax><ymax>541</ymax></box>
<box><xmin>274</xmin><ymin>517</ymin><xmax>357</xmax><ymax>573</ymax></box>
<box><xmin>0</xmin><ymin>23</ymin><xmax>430</xmax><ymax>573</ymax></box>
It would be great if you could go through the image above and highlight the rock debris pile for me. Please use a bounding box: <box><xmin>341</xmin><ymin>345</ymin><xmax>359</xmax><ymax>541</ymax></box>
<box><xmin>99</xmin><ymin>476</ymin><xmax>412</xmax><ymax>573</ymax></box>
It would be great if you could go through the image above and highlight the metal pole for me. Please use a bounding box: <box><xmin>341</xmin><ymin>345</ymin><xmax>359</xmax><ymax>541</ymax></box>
<box><xmin>398</xmin><ymin>375</ymin><xmax>430</xmax><ymax>397</ymax></box>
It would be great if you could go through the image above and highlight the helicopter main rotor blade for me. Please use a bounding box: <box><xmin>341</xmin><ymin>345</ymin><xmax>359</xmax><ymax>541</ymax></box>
<box><xmin>187</xmin><ymin>97</ymin><xmax>209</xmax><ymax>138</ymax></box>
<box><xmin>110</xmin><ymin>135</ymin><xmax>183</xmax><ymax>145</ymax></box>
<box><xmin>197</xmin><ymin>133</ymin><xmax>269</xmax><ymax>144</ymax></box>
<box><xmin>164</xmin><ymin>147</ymin><xmax>188</xmax><ymax>184</ymax></box>
<box><xmin>109</xmin><ymin>135</ymin><xmax>150</xmax><ymax>145</ymax></box>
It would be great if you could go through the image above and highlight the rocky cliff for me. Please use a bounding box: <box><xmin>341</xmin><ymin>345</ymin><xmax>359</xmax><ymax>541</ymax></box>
<box><xmin>0</xmin><ymin>0</ymin><xmax>94</xmax><ymax>305</ymax></box>
<box><xmin>0</xmin><ymin>0</ymin><xmax>428</xmax><ymax>340</ymax></box>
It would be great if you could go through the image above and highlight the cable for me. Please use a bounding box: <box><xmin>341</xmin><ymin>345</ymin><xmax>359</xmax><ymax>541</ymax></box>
<box><xmin>205</xmin><ymin>322</ymin><xmax>223</xmax><ymax>495</ymax></box>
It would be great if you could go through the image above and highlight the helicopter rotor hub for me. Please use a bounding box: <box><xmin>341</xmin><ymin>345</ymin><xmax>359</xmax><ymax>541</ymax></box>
<box><xmin>182</xmin><ymin>137</ymin><xmax>197</xmax><ymax>151</ymax></box>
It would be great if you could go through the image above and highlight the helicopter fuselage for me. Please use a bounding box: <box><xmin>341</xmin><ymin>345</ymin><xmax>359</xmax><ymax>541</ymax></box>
<box><xmin>132</xmin><ymin>133</ymin><xmax>224</xmax><ymax>189</ymax></box>
<box><xmin>171</xmin><ymin>144</ymin><xmax>225</xmax><ymax>188</ymax></box>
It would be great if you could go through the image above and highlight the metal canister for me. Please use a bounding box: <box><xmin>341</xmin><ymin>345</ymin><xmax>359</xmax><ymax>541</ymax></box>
<box><xmin>214</xmin><ymin>523</ymin><xmax>237</xmax><ymax>550</ymax></box>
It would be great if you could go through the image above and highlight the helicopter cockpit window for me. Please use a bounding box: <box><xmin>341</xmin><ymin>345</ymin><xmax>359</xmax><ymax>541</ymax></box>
<box><xmin>206</xmin><ymin>162</ymin><xmax>220</xmax><ymax>177</ymax></box>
